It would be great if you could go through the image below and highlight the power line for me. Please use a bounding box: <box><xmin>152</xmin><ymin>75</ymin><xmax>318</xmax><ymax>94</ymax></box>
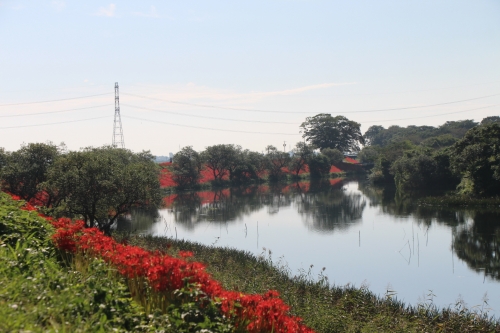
<box><xmin>363</xmin><ymin>104</ymin><xmax>499</xmax><ymax>123</ymax></box>
<box><xmin>0</xmin><ymin>92</ymin><xmax>113</xmax><ymax>107</ymax></box>
<box><xmin>121</xmin><ymin>103</ymin><xmax>297</xmax><ymax>124</ymax></box>
<box><xmin>122</xmin><ymin>92</ymin><xmax>500</xmax><ymax>114</ymax></box>
<box><xmin>0</xmin><ymin>116</ymin><xmax>112</xmax><ymax>129</ymax></box>
<box><xmin>298</xmin><ymin>80</ymin><xmax>500</xmax><ymax>97</ymax></box>
<box><xmin>0</xmin><ymin>104</ymin><xmax>113</xmax><ymax>117</ymax></box>
<box><xmin>121</xmin><ymin>115</ymin><xmax>299</xmax><ymax>135</ymax></box>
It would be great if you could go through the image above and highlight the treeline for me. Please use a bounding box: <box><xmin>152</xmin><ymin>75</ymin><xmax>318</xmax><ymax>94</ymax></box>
<box><xmin>169</xmin><ymin>143</ymin><xmax>347</xmax><ymax>189</ymax></box>
<box><xmin>0</xmin><ymin>144</ymin><xmax>161</xmax><ymax>234</ymax></box>
<box><xmin>359</xmin><ymin>116</ymin><xmax>500</xmax><ymax>197</ymax></box>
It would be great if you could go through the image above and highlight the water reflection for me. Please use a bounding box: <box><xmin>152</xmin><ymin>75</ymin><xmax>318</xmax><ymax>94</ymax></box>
<box><xmin>296</xmin><ymin>181</ymin><xmax>366</xmax><ymax>232</ymax></box>
<box><xmin>123</xmin><ymin>179</ymin><xmax>500</xmax><ymax>316</ymax></box>
<box><xmin>158</xmin><ymin>179</ymin><xmax>367</xmax><ymax>232</ymax></box>
<box><xmin>358</xmin><ymin>182</ymin><xmax>470</xmax><ymax>227</ymax></box>
<box><xmin>453</xmin><ymin>211</ymin><xmax>500</xmax><ymax>280</ymax></box>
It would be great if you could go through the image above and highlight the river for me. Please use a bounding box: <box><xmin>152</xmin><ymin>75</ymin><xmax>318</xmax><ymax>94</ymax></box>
<box><xmin>119</xmin><ymin>178</ymin><xmax>500</xmax><ymax>318</ymax></box>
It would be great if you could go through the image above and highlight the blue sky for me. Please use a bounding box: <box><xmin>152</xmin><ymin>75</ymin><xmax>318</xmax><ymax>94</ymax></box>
<box><xmin>1</xmin><ymin>0</ymin><xmax>499</xmax><ymax>155</ymax></box>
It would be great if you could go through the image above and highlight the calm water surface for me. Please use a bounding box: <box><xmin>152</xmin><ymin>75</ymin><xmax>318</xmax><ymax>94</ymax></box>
<box><xmin>121</xmin><ymin>179</ymin><xmax>500</xmax><ymax>318</ymax></box>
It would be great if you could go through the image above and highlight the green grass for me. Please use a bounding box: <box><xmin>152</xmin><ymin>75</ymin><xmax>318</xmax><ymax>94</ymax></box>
<box><xmin>122</xmin><ymin>234</ymin><xmax>500</xmax><ymax>333</ymax></box>
<box><xmin>418</xmin><ymin>195</ymin><xmax>500</xmax><ymax>207</ymax></box>
<box><xmin>0</xmin><ymin>193</ymin><xmax>234</xmax><ymax>333</ymax></box>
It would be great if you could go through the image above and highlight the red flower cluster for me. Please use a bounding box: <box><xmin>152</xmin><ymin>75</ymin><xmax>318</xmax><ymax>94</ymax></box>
<box><xmin>344</xmin><ymin>157</ymin><xmax>359</xmax><ymax>164</ymax></box>
<box><xmin>159</xmin><ymin>162</ymin><xmax>350</xmax><ymax>188</ymax></box>
<box><xmin>6</xmin><ymin>192</ymin><xmax>315</xmax><ymax>333</ymax></box>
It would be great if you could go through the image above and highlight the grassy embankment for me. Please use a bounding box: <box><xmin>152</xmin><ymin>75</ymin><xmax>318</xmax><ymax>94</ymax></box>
<box><xmin>122</xmin><ymin>234</ymin><xmax>500</xmax><ymax>333</ymax></box>
<box><xmin>0</xmin><ymin>192</ymin><xmax>234</xmax><ymax>332</ymax></box>
<box><xmin>3</xmin><ymin>190</ymin><xmax>499</xmax><ymax>332</ymax></box>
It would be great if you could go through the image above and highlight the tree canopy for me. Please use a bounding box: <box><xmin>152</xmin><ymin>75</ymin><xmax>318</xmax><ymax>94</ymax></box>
<box><xmin>300</xmin><ymin>114</ymin><xmax>364</xmax><ymax>152</ymax></box>
<box><xmin>43</xmin><ymin>146</ymin><xmax>161</xmax><ymax>234</ymax></box>
<box><xmin>450</xmin><ymin>123</ymin><xmax>500</xmax><ymax>196</ymax></box>
<box><xmin>1</xmin><ymin>142</ymin><xmax>61</xmax><ymax>201</ymax></box>
<box><xmin>171</xmin><ymin>146</ymin><xmax>203</xmax><ymax>189</ymax></box>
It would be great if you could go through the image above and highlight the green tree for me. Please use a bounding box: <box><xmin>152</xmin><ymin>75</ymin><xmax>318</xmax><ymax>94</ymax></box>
<box><xmin>420</xmin><ymin>134</ymin><xmax>457</xmax><ymax>149</ymax></box>
<box><xmin>201</xmin><ymin>144</ymin><xmax>240</xmax><ymax>183</ymax></box>
<box><xmin>300</xmin><ymin>114</ymin><xmax>364</xmax><ymax>152</ymax></box>
<box><xmin>481</xmin><ymin>116</ymin><xmax>500</xmax><ymax>125</ymax></box>
<box><xmin>288</xmin><ymin>142</ymin><xmax>314</xmax><ymax>177</ymax></box>
<box><xmin>172</xmin><ymin>146</ymin><xmax>203</xmax><ymax>189</ymax></box>
<box><xmin>43</xmin><ymin>146</ymin><xmax>161</xmax><ymax>234</ymax></box>
<box><xmin>0</xmin><ymin>147</ymin><xmax>7</xmax><ymax>179</ymax></box>
<box><xmin>307</xmin><ymin>154</ymin><xmax>331</xmax><ymax>178</ymax></box>
<box><xmin>450</xmin><ymin>123</ymin><xmax>500</xmax><ymax>196</ymax></box>
<box><xmin>392</xmin><ymin>148</ymin><xmax>458</xmax><ymax>191</ymax></box>
<box><xmin>321</xmin><ymin>148</ymin><xmax>344</xmax><ymax>166</ymax></box>
<box><xmin>264</xmin><ymin>145</ymin><xmax>290</xmax><ymax>181</ymax></box>
<box><xmin>363</xmin><ymin>125</ymin><xmax>385</xmax><ymax>146</ymax></box>
<box><xmin>230</xmin><ymin>150</ymin><xmax>264</xmax><ymax>183</ymax></box>
<box><xmin>1</xmin><ymin>142</ymin><xmax>60</xmax><ymax>201</ymax></box>
<box><xmin>357</xmin><ymin>146</ymin><xmax>379</xmax><ymax>165</ymax></box>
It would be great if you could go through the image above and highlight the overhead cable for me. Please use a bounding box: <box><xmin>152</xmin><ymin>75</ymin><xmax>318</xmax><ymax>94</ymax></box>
<box><xmin>121</xmin><ymin>115</ymin><xmax>299</xmax><ymax>135</ymax></box>
<box><xmin>363</xmin><ymin>104</ymin><xmax>499</xmax><ymax>123</ymax></box>
<box><xmin>0</xmin><ymin>92</ymin><xmax>112</xmax><ymax>107</ymax></box>
<box><xmin>0</xmin><ymin>104</ymin><xmax>113</xmax><ymax>117</ymax></box>
<box><xmin>121</xmin><ymin>103</ymin><xmax>297</xmax><ymax>124</ymax></box>
<box><xmin>122</xmin><ymin>92</ymin><xmax>500</xmax><ymax>114</ymax></box>
<box><xmin>0</xmin><ymin>116</ymin><xmax>112</xmax><ymax>129</ymax></box>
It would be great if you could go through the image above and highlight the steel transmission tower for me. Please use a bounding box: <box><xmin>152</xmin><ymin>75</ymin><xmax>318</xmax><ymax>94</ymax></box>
<box><xmin>112</xmin><ymin>82</ymin><xmax>125</xmax><ymax>148</ymax></box>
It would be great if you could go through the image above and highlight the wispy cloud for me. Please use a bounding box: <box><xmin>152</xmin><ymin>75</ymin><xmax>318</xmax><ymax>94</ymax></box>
<box><xmin>94</xmin><ymin>4</ymin><xmax>116</xmax><ymax>17</ymax></box>
<box><xmin>252</xmin><ymin>82</ymin><xmax>356</xmax><ymax>98</ymax></box>
<box><xmin>51</xmin><ymin>0</ymin><xmax>65</xmax><ymax>12</ymax></box>
<box><xmin>125</xmin><ymin>82</ymin><xmax>356</xmax><ymax>108</ymax></box>
<box><xmin>132</xmin><ymin>5</ymin><xmax>159</xmax><ymax>18</ymax></box>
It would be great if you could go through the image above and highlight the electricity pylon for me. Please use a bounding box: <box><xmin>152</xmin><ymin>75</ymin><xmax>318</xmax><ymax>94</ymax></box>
<box><xmin>112</xmin><ymin>82</ymin><xmax>125</xmax><ymax>148</ymax></box>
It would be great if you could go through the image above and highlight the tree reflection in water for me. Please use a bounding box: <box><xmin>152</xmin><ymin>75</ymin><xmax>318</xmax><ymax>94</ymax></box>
<box><xmin>126</xmin><ymin>179</ymin><xmax>500</xmax><ymax>281</ymax></box>
<box><xmin>162</xmin><ymin>179</ymin><xmax>367</xmax><ymax>233</ymax></box>
<box><xmin>358</xmin><ymin>182</ymin><xmax>500</xmax><ymax>281</ymax></box>
<box><xmin>295</xmin><ymin>179</ymin><xmax>366</xmax><ymax>232</ymax></box>
<box><xmin>453</xmin><ymin>211</ymin><xmax>500</xmax><ymax>280</ymax></box>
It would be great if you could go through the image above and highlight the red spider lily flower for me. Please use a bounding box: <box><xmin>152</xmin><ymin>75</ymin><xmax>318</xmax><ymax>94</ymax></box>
<box><xmin>179</xmin><ymin>250</ymin><xmax>194</xmax><ymax>258</ymax></box>
<box><xmin>18</xmin><ymin>202</ymin><xmax>318</xmax><ymax>333</ymax></box>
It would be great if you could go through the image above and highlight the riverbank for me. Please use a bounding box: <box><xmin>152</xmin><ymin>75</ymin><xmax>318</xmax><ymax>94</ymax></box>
<box><xmin>1</xmin><ymin>192</ymin><xmax>314</xmax><ymax>333</ymax></box>
<box><xmin>122</xmin><ymin>234</ymin><xmax>500</xmax><ymax>333</ymax></box>
<box><xmin>0</xmin><ymin>193</ymin><xmax>180</xmax><ymax>332</ymax></box>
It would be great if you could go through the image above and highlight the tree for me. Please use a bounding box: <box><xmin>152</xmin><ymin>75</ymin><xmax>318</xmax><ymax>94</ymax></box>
<box><xmin>43</xmin><ymin>146</ymin><xmax>161</xmax><ymax>234</ymax></box>
<box><xmin>1</xmin><ymin>142</ymin><xmax>60</xmax><ymax>201</ymax></box>
<box><xmin>320</xmin><ymin>148</ymin><xmax>344</xmax><ymax>166</ymax></box>
<box><xmin>230</xmin><ymin>150</ymin><xmax>264</xmax><ymax>183</ymax></box>
<box><xmin>288</xmin><ymin>142</ymin><xmax>313</xmax><ymax>177</ymax></box>
<box><xmin>264</xmin><ymin>145</ymin><xmax>290</xmax><ymax>181</ymax></box>
<box><xmin>392</xmin><ymin>148</ymin><xmax>459</xmax><ymax>191</ymax></box>
<box><xmin>300</xmin><ymin>114</ymin><xmax>364</xmax><ymax>152</ymax></box>
<box><xmin>450</xmin><ymin>123</ymin><xmax>500</xmax><ymax>196</ymax></box>
<box><xmin>201</xmin><ymin>144</ymin><xmax>240</xmax><ymax>183</ymax></box>
<box><xmin>307</xmin><ymin>154</ymin><xmax>331</xmax><ymax>178</ymax></box>
<box><xmin>172</xmin><ymin>146</ymin><xmax>203</xmax><ymax>189</ymax></box>
<box><xmin>363</xmin><ymin>125</ymin><xmax>385</xmax><ymax>146</ymax></box>
<box><xmin>481</xmin><ymin>116</ymin><xmax>500</xmax><ymax>126</ymax></box>
<box><xmin>357</xmin><ymin>146</ymin><xmax>379</xmax><ymax>165</ymax></box>
<box><xmin>0</xmin><ymin>148</ymin><xmax>7</xmax><ymax>179</ymax></box>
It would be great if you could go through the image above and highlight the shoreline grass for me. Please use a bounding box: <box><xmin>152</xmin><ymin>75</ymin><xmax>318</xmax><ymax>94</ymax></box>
<box><xmin>418</xmin><ymin>195</ymin><xmax>500</xmax><ymax>208</ymax></box>
<box><xmin>121</xmin><ymin>234</ymin><xmax>500</xmax><ymax>333</ymax></box>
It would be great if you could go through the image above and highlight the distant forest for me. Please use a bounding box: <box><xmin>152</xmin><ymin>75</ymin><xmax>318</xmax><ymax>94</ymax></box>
<box><xmin>359</xmin><ymin>116</ymin><xmax>500</xmax><ymax>196</ymax></box>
